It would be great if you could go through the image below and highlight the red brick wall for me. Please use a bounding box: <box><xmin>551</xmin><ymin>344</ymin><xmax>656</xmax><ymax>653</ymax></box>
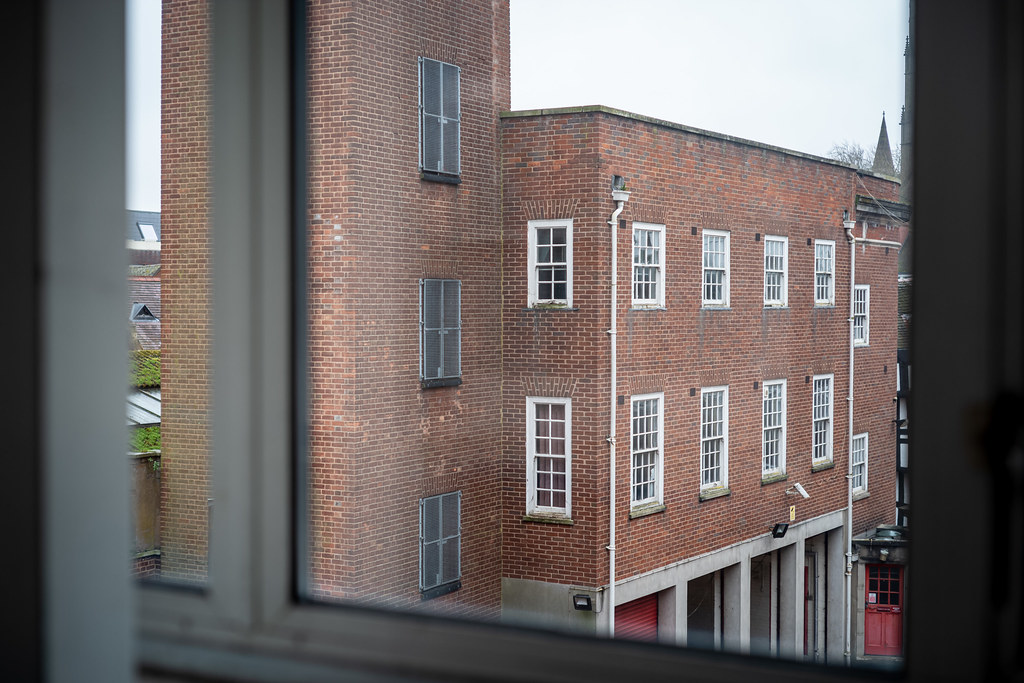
<box><xmin>160</xmin><ymin>0</ymin><xmax>212</xmax><ymax>584</ymax></box>
<box><xmin>305</xmin><ymin>0</ymin><xmax>510</xmax><ymax>617</ymax></box>
<box><xmin>500</xmin><ymin>110</ymin><xmax>900</xmax><ymax>587</ymax></box>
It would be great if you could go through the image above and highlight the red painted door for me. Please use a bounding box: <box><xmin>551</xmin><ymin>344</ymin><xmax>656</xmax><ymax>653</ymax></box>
<box><xmin>616</xmin><ymin>593</ymin><xmax>658</xmax><ymax>641</ymax></box>
<box><xmin>864</xmin><ymin>564</ymin><xmax>903</xmax><ymax>656</ymax></box>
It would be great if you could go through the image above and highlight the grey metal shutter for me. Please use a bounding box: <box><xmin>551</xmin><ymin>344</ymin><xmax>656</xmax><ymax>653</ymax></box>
<box><xmin>421</xmin><ymin>279</ymin><xmax>442</xmax><ymax>380</ymax></box>
<box><xmin>440</xmin><ymin>491</ymin><xmax>461</xmax><ymax>584</ymax></box>
<box><xmin>420</xmin><ymin>494</ymin><xmax>441</xmax><ymax>590</ymax></box>
<box><xmin>419</xmin><ymin>58</ymin><xmax>460</xmax><ymax>176</ymax></box>
<box><xmin>420</xmin><ymin>491</ymin><xmax>461</xmax><ymax>591</ymax></box>
<box><xmin>420</xmin><ymin>279</ymin><xmax>460</xmax><ymax>382</ymax></box>
<box><xmin>441</xmin><ymin>61</ymin><xmax>460</xmax><ymax>175</ymax></box>
<box><xmin>442</xmin><ymin>280</ymin><xmax>461</xmax><ymax>378</ymax></box>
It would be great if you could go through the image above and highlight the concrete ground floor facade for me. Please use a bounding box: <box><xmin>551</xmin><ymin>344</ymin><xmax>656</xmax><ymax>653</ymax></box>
<box><xmin>503</xmin><ymin>509</ymin><xmax>852</xmax><ymax>665</ymax></box>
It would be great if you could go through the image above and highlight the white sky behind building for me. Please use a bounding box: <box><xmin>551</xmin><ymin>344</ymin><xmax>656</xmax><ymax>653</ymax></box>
<box><xmin>127</xmin><ymin>0</ymin><xmax>909</xmax><ymax>211</ymax></box>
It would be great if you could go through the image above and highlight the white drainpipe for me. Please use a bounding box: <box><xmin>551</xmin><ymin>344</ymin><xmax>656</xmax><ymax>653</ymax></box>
<box><xmin>843</xmin><ymin>218</ymin><xmax>901</xmax><ymax>665</ymax></box>
<box><xmin>607</xmin><ymin>186</ymin><xmax>630</xmax><ymax>637</ymax></box>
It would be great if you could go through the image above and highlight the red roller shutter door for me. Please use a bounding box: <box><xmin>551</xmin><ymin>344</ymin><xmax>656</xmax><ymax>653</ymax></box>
<box><xmin>616</xmin><ymin>593</ymin><xmax>658</xmax><ymax>641</ymax></box>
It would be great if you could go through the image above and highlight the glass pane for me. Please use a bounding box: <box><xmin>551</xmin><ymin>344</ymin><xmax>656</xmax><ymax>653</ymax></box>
<box><xmin>282</xmin><ymin>0</ymin><xmax>911</xmax><ymax>670</ymax></box>
<box><xmin>128</xmin><ymin>0</ymin><xmax>212</xmax><ymax>586</ymax></box>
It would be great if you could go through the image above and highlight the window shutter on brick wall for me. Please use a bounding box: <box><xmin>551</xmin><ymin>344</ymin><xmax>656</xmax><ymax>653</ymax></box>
<box><xmin>419</xmin><ymin>57</ymin><xmax>460</xmax><ymax>176</ymax></box>
<box><xmin>420</xmin><ymin>491</ymin><xmax>461</xmax><ymax>592</ymax></box>
<box><xmin>420</xmin><ymin>279</ymin><xmax>461</xmax><ymax>385</ymax></box>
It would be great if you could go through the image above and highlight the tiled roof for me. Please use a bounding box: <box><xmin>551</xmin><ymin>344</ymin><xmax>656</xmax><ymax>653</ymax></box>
<box><xmin>132</xmin><ymin>321</ymin><xmax>161</xmax><ymax>350</ymax></box>
<box><xmin>129</xmin><ymin>279</ymin><xmax>161</xmax><ymax>320</ymax></box>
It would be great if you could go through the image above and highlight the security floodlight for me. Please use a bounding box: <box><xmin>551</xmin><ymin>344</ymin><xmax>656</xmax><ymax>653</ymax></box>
<box><xmin>771</xmin><ymin>523</ymin><xmax>789</xmax><ymax>538</ymax></box>
<box><xmin>572</xmin><ymin>594</ymin><xmax>593</xmax><ymax>611</ymax></box>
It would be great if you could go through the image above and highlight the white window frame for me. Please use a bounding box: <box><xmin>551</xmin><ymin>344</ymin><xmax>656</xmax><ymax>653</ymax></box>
<box><xmin>630</xmin><ymin>393</ymin><xmax>664</xmax><ymax>507</ymax></box>
<box><xmin>853</xmin><ymin>284</ymin><xmax>870</xmax><ymax>346</ymax></box>
<box><xmin>418</xmin><ymin>56</ymin><xmax>461</xmax><ymax>177</ymax></box>
<box><xmin>761</xmin><ymin>380</ymin><xmax>786</xmax><ymax>476</ymax></box>
<box><xmin>763</xmin><ymin>235</ymin><xmax>788</xmax><ymax>306</ymax></box>
<box><xmin>700</xmin><ymin>386</ymin><xmax>729</xmax><ymax>490</ymax></box>
<box><xmin>812</xmin><ymin>374</ymin><xmax>834</xmax><ymax>464</ymax></box>
<box><xmin>814</xmin><ymin>239</ymin><xmax>835</xmax><ymax>305</ymax></box>
<box><xmin>527</xmin><ymin>218</ymin><xmax>573</xmax><ymax>307</ymax></box>
<box><xmin>852</xmin><ymin>432</ymin><xmax>869</xmax><ymax>493</ymax></box>
<box><xmin>702</xmin><ymin>229</ymin><xmax>730</xmax><ymax>307</ymax></box>
<box><xmin>525</xmin><ymin>397</ymin><xmax>572</xmax><ymax>517</ymax></box>
<box><xmin>632</xmin><ymin>222</ymin><xmax>665</xmax><ymax>307</ymax></box>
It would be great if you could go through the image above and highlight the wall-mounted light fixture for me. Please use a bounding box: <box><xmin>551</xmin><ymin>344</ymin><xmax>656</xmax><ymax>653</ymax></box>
<box><xmin>572</xmin><ymin>594</ymin><xmax>593</xmax><ymax>611</ymax></box>
<box><xmin>771</xmin><ymin>523</ymin><xmax>789</xmax><ymax>538</ymax></box>
<box><xmin>880</xmin><ymin>548</ymin><xmax>889</xmax><ymax>562</ymax></box>
<box><xmin>786</xmin><ymin>482</ymin><xmax>810</xmax><ymax>499</ymax></box>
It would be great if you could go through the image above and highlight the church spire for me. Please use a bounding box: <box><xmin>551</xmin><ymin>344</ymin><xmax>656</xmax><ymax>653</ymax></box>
<box><xmin>872</xmin><ymin>112</ymin><xmax>896</xmax><ymax>176</ymax></box>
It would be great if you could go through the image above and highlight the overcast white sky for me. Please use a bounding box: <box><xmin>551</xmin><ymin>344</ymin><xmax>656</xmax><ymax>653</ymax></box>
<box><xmin>127</xmin><ymin>0</ymin><xmax>909</xmax><ymax>211</ymax></box>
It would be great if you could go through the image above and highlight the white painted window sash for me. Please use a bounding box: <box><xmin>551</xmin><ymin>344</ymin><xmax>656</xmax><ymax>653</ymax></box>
<box><xmin>852</xmin><ymin>433</ymin><xmax>868</xmax><ymax>492</ymax></box>
<box><xmin>632</xmin><ymin>222</ymin><xmax>665</xmax><ymax>307</ymax></box>
<box><xmin>527</xmin><ymin>218</ymin><xmax>573</xmax><ymax>307</ymax></box>
<box><xmin>814</xmin><ymin>240</ymin><xmax>835</xmax><ymax>305</ymax></box>
<box><xmin>854</xmin><ymin>285</ymin><xmax>870</xmax><ymax>345</ymax></box>
<box><xmin>812</xmin><ymin>374</ymin><xmax>834</xmax><ymax>463</ymax></box>
<box><xmin>525</xmin><ymin>396</ymin><xmax>572</xmax><ymax>516</ymax></box>
<box><xmin>761</xmin><ymin>380</ymin><xmax>786</xmax><ymax>475</ymax></box>
<box><xmin>763</xmin><ymin>236</ymin><xmax>788</xmax><ymax>306</ymax></box>
<box><xmin>630</xmin><ymin>393</ymin><xmax>663</xmax><ymax>506</ymax></box>
<box><xmin>700</xmin><ymin>386</ymin><xmax>729</xmax><ymax>489</ymax></box>
<box><xmin>702</xmin><ymin>229</ymin><xmax>730</xmax><ymax>306</ymax></box>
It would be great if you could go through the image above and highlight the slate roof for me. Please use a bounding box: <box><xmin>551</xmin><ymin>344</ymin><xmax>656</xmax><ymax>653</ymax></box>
<box><xmin>127</xmin><ymin>209</ymin><xmax>161</xmax><ymax>242</ymax></box>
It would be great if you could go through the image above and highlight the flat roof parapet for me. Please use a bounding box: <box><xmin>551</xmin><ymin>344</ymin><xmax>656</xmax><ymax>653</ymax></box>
<box><xmin>501</xmin><ymin>104</ymin><xmax>900</xmax><ymax>181</ymax></box>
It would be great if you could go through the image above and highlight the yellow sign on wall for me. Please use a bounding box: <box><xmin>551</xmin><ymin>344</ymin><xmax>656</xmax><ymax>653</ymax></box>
<box><xmin>790</xmin><ymin>505</ymin><xmax>796</xmax><ymax>522</ymax></box>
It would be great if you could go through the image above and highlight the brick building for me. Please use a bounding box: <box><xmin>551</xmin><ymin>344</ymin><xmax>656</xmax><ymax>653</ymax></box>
<box><xmin>159</xmin><ymin>0</ymin><xmax>905</xmax><ymax>663</ymax></box>
<box><xmin>498</xmin><ymin>107</ymin><xmax>902</xmax><ymax>660</ymax></box>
